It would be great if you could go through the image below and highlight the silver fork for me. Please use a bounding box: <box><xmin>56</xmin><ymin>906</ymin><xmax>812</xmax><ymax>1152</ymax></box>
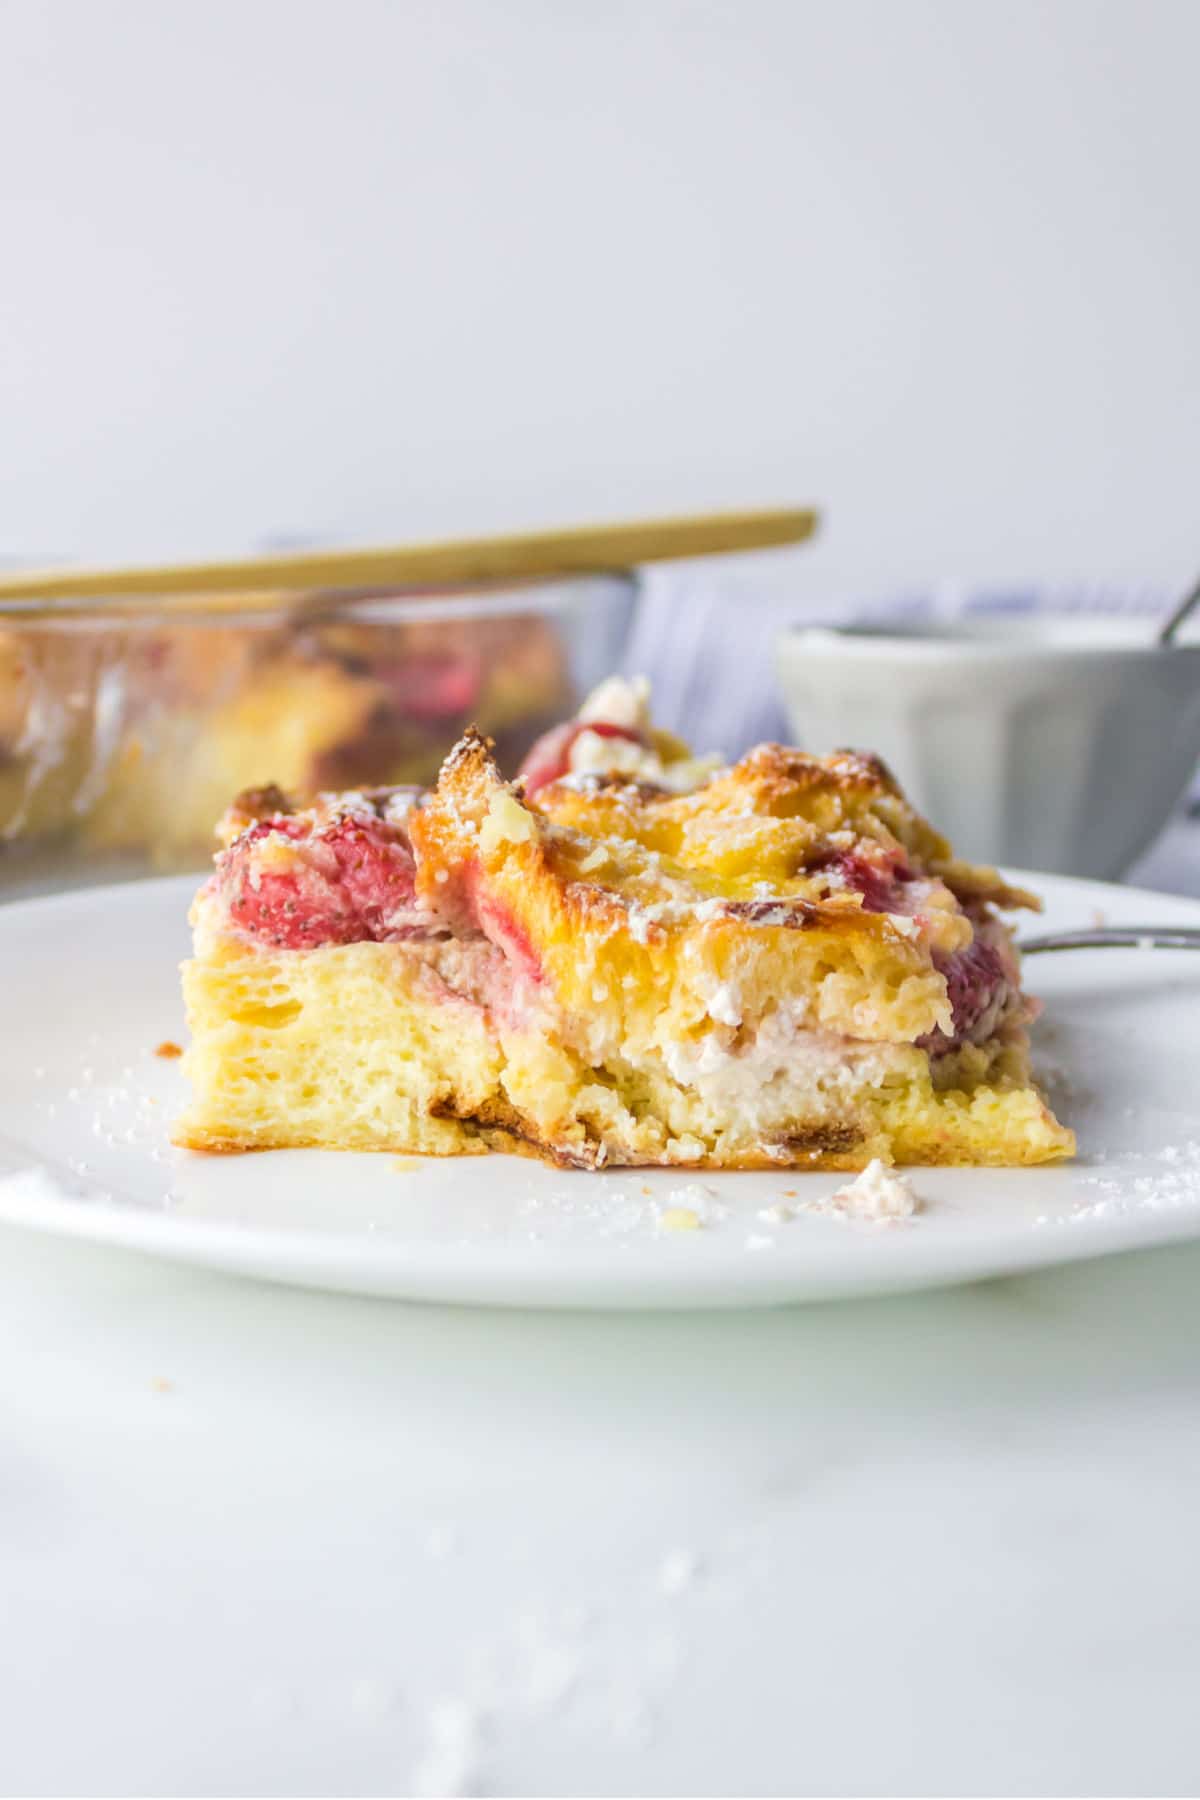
<box><xmin>1019</xmin><ymin>926</ymin><xmax>1200</xmax><ymax>954</ymax></box>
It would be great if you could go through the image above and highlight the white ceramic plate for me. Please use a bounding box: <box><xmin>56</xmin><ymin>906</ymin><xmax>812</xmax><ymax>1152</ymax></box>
<box><xmin>1</xmin><ymin>872</ymin><xmax>1198</xmax><ymax>1309</ymax></box>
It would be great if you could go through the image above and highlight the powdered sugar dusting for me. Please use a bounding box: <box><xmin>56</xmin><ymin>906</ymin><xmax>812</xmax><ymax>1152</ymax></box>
<box><xmin>1037</xmin><ymin>1140</ymin><xmax>1200</xmax><ymax>1227</ymax></box>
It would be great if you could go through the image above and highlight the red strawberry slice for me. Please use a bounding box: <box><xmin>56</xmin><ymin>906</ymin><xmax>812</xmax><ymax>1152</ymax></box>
<box><xmin>220</xmin><ymin>812</ymin><xmax>418</xmax><ymax>949</ymax></box>
<box><xmin>930</xmin><ymin>936</ymin><xmax>1008</xmax><ymax>1048</ymax></box>
<box><xmin>809</xmin><ymin>848</ymin><xmax>911</xmax><ymax>914</ymax></box>
<box><xmin>519</xmin><ymin>719</ymin><xmax>643</xmax><ymax>797</ymax></box>
<box><xmin>473</xmin><ymin>888</ymin><xmax>544</xmax><ymax>985</ymax></box>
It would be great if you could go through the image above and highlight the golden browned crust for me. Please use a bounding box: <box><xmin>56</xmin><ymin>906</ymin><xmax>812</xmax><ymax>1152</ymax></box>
<box><xmin>222</xmin><ymin>782</ymin><xmax>296</xmax><ymax>837</ymax></box>
<box><xmin>530</xmin><ymin>740</ymin><xmax>1039</xmax><ymax>917</ymax></box>
<box><xmin>410</xmin><ymin>731</ymin><xmax>956</xmax><ymax>1051</ymax></box>
<box><xmin>173</xmin><ymin>1122</ymin><xmax>483</xmax><ymax>1158</ymax></box>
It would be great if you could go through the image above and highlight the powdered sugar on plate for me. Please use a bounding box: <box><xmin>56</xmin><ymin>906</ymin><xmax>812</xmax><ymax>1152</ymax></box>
<box><xmin>1037</xmin><ymin>1140</ymin><xmax>1200</xmax><ymax>1227</ymax></box>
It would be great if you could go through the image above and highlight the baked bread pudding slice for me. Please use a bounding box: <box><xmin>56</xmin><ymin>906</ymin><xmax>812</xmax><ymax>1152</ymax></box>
<box><xmin>177</xmin><ymin>680</ymin><xmax>1074</xmax><ymax>1169</ymax></box>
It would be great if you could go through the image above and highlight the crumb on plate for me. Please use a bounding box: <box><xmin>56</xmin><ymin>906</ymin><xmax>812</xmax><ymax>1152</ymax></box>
<box><xmin>828</xmin><ymin>1158</ymin><xmax>920</xmax><ymax>1221</ymax></box>
<box><xmin>659</xmin><ymin>1206</ymin><xmax>702</xmax><ymax>1232</ymax></box>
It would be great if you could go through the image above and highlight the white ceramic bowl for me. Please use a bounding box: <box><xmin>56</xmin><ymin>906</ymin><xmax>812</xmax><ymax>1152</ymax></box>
<box><xmin>776</xmin><ymin>616</ymin><xmax>1200</xmax><ymax>878</ymax></box>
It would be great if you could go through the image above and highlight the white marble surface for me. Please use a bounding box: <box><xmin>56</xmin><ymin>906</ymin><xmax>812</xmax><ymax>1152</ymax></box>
<box><xmin>4</xmin><ymin>1225</ymin><xmax>1200</xmax><ymax>1797</ymax></box>
<box><xmin>4</xmin><ymin>825</ymin><xmax>1200</xmax><ymax>1796</ymax></box>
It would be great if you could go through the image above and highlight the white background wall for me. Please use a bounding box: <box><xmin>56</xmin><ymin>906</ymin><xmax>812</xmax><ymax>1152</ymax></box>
<box><xmin>2</xmin><ymin>0</ymin><xmax>1197</xmax><ymax>607</ymax></box>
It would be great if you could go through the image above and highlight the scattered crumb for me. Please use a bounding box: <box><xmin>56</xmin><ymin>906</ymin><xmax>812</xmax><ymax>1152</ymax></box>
<box><xmin>782</xmin><ymin>1189</ymin><xmax>797</xmax><ymax>1198</ymax></box>
<box><xmin>411</xmin><ymin>1698</ymin><xmax>484</xmax><ymax>1799</ymax></box>
<box><xmin>658</xmin><ymin>1548</ymin><xmax>702</xmax><ymax>1594</ymax></box>
<box><xmin>659</xmin><ymin>1207</ymin><xmax>701</xmax><ymax>1233</ymax></box>
<box><xmin>154</xmin><ymin>1041</ymin><xmax>183</xmax><ymax>1060</ymax></box>
<box><xmin>393</xmin><ymin>1156</ymin><xmax>423</xmax><ymax>1172</ymax></box>
<box><xmin>1090</xmin><ymin>907</ymin><xmax>1108</xmax><ymax>928</ymax></box>
<box><xmin>641</xmin><ymin>1184</ymin><xmax>653</xmax><ymax>1196</ymax></box>
<box><xmin>150</xmin><ymin>1377</ymin><xmax>173</xmax><ymax>1394</ymax></box>
<box><xmin>656</xmin><ymin>1182</ymin><xmax>726</xmax><ymax>1232</ymax></box>
<box><xmin>828</xmin><ymin>1159</ymin><xmax>920</xmax><ymax>1222</ymax></box>
<box><xmin>758</xmin><ymin>1201</ymin><xmax>795</xmax><ymax>1224</ymax></box>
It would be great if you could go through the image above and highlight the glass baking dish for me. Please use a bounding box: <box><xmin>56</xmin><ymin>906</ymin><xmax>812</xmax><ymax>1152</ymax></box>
<box><xmin>0</xmin><ymin>572</ymin><xmax>636</xmax><ymax>897</ymax></box>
